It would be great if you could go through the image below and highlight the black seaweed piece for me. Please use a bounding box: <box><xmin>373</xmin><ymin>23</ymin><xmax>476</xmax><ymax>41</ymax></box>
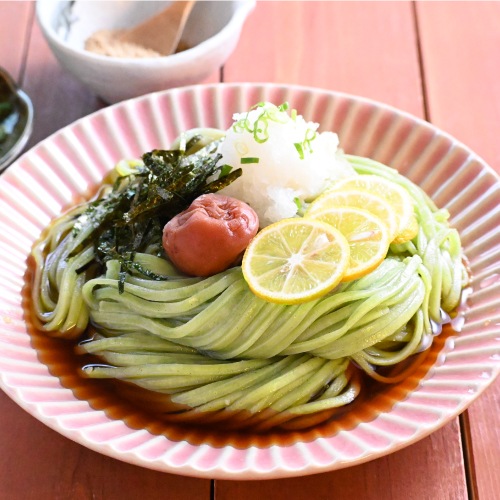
<box><xmin>70</xmin><ymin>137</ymin><xmax>239</xmax><ymax>292</ymax></box>
<box><xmin>123</xmin><ymin>142</ymin><xmax>225</xmax><ymax>224</ymax></box>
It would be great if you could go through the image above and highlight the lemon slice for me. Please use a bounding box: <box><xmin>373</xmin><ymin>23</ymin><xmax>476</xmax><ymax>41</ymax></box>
<box><xmin>326</xmin><ymin>175</ymin><xmax>417</xmax><ymax>243</ymax></box>
<box><xmin>242</xmin><ymin>218</ymin><xmax>350</xmax><ymax>304</ymax></box>
<box><xmin>306</xmin><ymin>188</ymin><xmax>399</xmax><ymax>239</ymax></box>
<box><xmin>308</xmin><ymin>207</ymin><xmax>390</xmax><ymax>281</ymax></box>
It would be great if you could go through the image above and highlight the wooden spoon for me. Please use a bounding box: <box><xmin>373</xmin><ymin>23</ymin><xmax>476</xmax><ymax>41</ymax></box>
<box><xmin>116</xmin><ymin>1</ymin><xmax>196</xmax><ymax>56</ymax></box>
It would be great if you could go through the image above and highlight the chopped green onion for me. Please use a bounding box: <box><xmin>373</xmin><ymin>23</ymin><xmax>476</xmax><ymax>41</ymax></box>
<box><xmin>233</xmin><ymin>102</ymin><xmax>319</xmax><ymax>160</ymax></box>
<box><xmin>241</xmin><ymin>157</ymin><xmax>260</xmax><ymax>164</ymax></box>
<box><xmin>293</xmin><ymin>126</ymin><xmax>317</xmax><ymax>159</ymax></box>
<box><xmin>294</xmin><ymin>142</ymin><xmax>305</xmax><ymax>160</ymax></box>
<box><xmin>233</xmin><ymin>102</ymin><xmax>290</xmax><ymax>143</ymax></box>
<box><xmin>293</xmin><ymin>197</ymin><xmax>303</xmax><ymax>211</ymax></box>
<box><xmin>304</xmin><ymin>127</ymin><xmax>317</xmax><ymax>152</ymax></box>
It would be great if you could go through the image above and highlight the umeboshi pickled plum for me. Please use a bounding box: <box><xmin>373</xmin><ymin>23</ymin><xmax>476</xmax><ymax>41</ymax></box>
<box><xmin>162</xmin><ymin>193</ymin><xmax>259</xmax><ymax>276</ymax></box>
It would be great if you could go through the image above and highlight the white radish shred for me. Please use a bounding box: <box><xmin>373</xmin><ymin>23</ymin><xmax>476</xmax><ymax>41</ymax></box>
<box><xmin>219</xmin><ymin>102</ymin><xmax>357</xmax><ymax>227</ymax></box>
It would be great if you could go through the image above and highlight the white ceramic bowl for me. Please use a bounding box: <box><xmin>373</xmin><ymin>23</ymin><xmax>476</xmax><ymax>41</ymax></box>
<box><xmin>36</xmin><ymin>1</ymin><xmax>255</xmax><ymax>103</ymax></box>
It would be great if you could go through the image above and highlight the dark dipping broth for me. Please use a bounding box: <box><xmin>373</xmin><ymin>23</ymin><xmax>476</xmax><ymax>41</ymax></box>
<box><xmin>23</xmin><ymin>252</ymin><xmax>461</xmax><ymax>449</ymax></box>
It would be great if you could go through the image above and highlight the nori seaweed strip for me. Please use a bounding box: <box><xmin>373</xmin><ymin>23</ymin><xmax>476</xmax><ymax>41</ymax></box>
<box><xmin>68</xmin><ymin>137</ymin><xmax>238</xmax><ymax>293</ymax></box>
<box><xmin>123</xmin><ymin>143</ymin><xmax>225</xmax><ymax>224</ymax></box>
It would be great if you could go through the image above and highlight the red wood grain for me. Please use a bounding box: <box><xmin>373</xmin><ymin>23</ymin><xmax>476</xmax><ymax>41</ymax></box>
<box><xmin>0</xmin><ymin>1</ymin><xmax>497</xmax><ymax>499</ymax></box>
<box><xmin>22</xmin><ymin>13</ymin><xmax>106</xmax><ymax>148</ymax></box>
<box><xmin>417</xmin><ymin>1</ymin><xmax>500</xmax><ymax>174</ymax></box>
<box><xmin>224</xmin><ymin>1</ymin><xmax>424</xmax><ymax>117</ymax></box>
<box><xmin>417</xmin><ymin>3</ymin><xmax>500</xmax><ymax>499</ymax></box>
<box><xmin>0</xmin><ymin>390</ymin><xmax>210</xmax><ymax>500</ymax></box>
<box><xmin>0</xmin><ymin>1</ymin><xmax>32</xmax><ymax>82</ymax></box>
<box><xmin>215</xmin><ymin>420</ymin><xmax>467</xmax><ymax>500</ymax></box>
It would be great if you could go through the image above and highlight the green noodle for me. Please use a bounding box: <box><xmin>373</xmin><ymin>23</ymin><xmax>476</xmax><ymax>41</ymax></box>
<box><xmin>78</xmin><ymin>332</ymin><xmax>359</xmax><ymax>429</ymax></box>
<box><xmin>30</xmin><ymin>134</ymin><xmax>468</xmax><ymax>429</ymax></box>
<box><xmin>80</xmin><ymin>255</ymin><xmax>428</xmax><ymax>361</ymax></box>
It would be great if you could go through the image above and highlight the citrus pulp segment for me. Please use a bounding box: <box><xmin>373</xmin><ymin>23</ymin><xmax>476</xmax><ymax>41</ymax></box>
<box><xmin>242</xmin><ymin>218</ymin><xmax>350</xmax><ymax>304</ymax></box>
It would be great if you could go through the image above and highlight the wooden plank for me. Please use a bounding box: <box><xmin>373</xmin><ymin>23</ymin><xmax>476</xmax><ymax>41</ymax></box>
<box><xmin>460</xmin><ymin>386</ymin><xmax>500</xmax><ymax>500</ymax></box>
<box><xmin>215</xmin><ymin>420</ymin><xmax>466</xmax><ymax>500</ymax></box>
<box><xmin>224</xmin><ymin>1</ymin><xmax>424</xmax><ymax>117</ymax></box>
<box><xmin>0</xmin><ymin>1</ymin><xmax>33</xmax><ymax>81</ymax></box>
<box><xmin>0</xmin><ymin>391</ymin><xmax>210</xmax><ymax>500</ymax></box>
<box><xmin>417</xmin><ymin>4</ymin><xmax>500</xmax><ymax>499</ymax></box>
<box><xmin>0</xmin><ymin>4</ymin><xmax>212</xmax><ymax>498</ymax></box>
<box><xmin>417</xmin><ymin>1</ymin><xmax>500</xmax><ymax>174</ymax></box>
<box><xmin>22</xmin><ymin>16</ymin><xmax>105</xmax><ymax>149</ymax></box>
<box><xmin>217</xmin><ymin>2</ymin><xmax>468</xmax><ymax>497</ymax></box>
<box><xmin>0</xmin><ymin>1</ymin><xmax>492</xmax><ymax>498</ymax></box>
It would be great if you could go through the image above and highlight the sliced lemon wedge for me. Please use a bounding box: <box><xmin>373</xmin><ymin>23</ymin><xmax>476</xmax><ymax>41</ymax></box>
<box><xmin>325</xmin><ymin>175</ymin><xmax>417</xmax><ymax>244</ymax></box>
<box><xmin>242</xmin><ymin>218</ymin><xmax>350</xmax><ymax>304</ymax></box>
<box><xmin>306</xmin><ymin>188</ymin><xmax>399</xmax><ymax>240</ymax></box>
<box><xmin>308</xmin><ymin>206</ymin><xmax>391</xmax><ymax>281</ymax></box>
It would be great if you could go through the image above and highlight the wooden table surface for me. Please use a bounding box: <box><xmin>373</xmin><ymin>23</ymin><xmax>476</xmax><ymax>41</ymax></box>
<box><xmin>1</xmin><ymin>2</ymin><xmax>499</xmax><ymax>499</ymax></box>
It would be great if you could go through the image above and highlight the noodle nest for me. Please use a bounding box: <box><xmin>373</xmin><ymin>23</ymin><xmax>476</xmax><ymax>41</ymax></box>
<box><xmin>30</xmin><ymin>133</ymin><xmax>468</xmax><ymax>430</ymax></box>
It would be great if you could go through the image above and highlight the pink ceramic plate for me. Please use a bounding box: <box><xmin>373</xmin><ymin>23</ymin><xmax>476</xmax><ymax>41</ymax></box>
<box><xmin>0</xmin><ymin>83</ymin><xmax>499</xmax><ymax>479</ymax></box>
